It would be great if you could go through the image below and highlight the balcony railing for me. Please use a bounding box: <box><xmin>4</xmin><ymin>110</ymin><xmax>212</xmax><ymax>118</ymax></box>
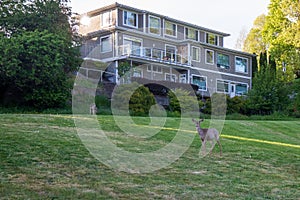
<box><xmin>118</xmin><ymin>45</ymin><xmax>190</xmax><ymax>66</ymax></box>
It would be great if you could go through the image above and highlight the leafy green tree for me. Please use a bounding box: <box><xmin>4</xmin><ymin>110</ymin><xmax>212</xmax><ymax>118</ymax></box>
<box><xmin>0</xmin><ymin>0</ymin><xmax>81</xmax><ymax>108</ymax></box>
<box><xmin>243</xmin><ymin>14</ymin><xmax>268</xmax><ymax>54</ymax></box>
<box><xmin>262</xmin><ymin>0</ymin><xmax>300</xmax><ymax>80</ymax></box>
<box><xmin>0</xmin><ymin>30</ymin><xmax>80</xmax><ymax>108</ymax></box>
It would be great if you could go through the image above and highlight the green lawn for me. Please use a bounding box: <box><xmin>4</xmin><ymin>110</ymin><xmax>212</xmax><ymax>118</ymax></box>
<box><xmin>0</xmin><ymin>114</ymin><xmax>299</xmax><ymax>199</ymax></box>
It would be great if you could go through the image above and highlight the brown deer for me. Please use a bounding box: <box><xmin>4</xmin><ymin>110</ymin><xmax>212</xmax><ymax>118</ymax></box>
<box><xmin>192</xmin><ymin>119</ymin><xmax>222</xmax><ymax>156</ymax></box>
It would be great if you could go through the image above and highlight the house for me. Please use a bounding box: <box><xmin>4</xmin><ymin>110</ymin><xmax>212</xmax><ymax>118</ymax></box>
<box><xmin>77</xmin><ymin>2</ymin><xmax>254</xmax><ymax>102</ymax></box>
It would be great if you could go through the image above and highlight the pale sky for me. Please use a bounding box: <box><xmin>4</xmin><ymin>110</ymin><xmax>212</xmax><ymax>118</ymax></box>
<box><xmin>70</xmin><ymin>0</ymin><xmax>270</xmax><ymax>50</ymax></box>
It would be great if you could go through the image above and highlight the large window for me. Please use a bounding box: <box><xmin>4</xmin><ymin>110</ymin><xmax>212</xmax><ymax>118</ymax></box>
<box><xmin>123</xmin><ymin>10</ymin><xmax>137</xmax><ymax>27</ymax></box>
<box><xmin>100</xmin><ymin>36</ymin><xmax>112</xmax><ymax>53</ymax></box>
<box><xmin>165</xmin><ymin>21</ymin><xmax>177</xmax><ymax>37</ymax></box>
<box><xmin>205</xmin><ymin>49</ymin><xmax>214</xmax><ymax>65</ymax></box>
<box><xmin>236</xmin><ymin>83</ymin><xmax>248</xmax><ymax>95</ymax></box>
<box><xmin>192</xmin><ymin>76</ymin><xmax>207</xmax><ymax>91</ymax></box>
<box><xmin>217</xmin><ymin>80</ymin><xmax>229</xmax><ymax>93</ymax></box>
<box><xmin>206</xmin><ymin>33</ymin><xmax>218</xmax><ymax>45</ymax></box>
<box><xmin>101</xmin><ymin>11</ymin><xmax>112</xmax><ymax>27</ymax></box>
<box><xmin>192</xmin><ymin>46</ymin><xmax>200</xmax><ymax>62</ymax></box>
<box><xmin>149</xmin><ymin>16</ymin><xmax>160</xmax><ymax>35</ymax></box>
<box><xmin>217</xmin><ymin>53</ymin><xmax>230</xmax><ymax>69</ymax></box>
<box><xmin>185</xmin><ymin>27</ymin><xmax>198</xmax><ymax>41</ymax></box>
<box><xmin>235</xmin><ymin>56</ymin><xmax>248</xmax><ymax>73</ymax></box>
<box><xmin>123</xmin><ymin>37</ymin><xmax>142</xmax><ymax>56</ymax></box>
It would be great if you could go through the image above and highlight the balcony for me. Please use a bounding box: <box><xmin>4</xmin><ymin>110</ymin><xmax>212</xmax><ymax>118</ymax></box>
<box><xmin>118</xmin><ymin>45</ymin><xmax>191</xmax><ymax>67</ymax></box>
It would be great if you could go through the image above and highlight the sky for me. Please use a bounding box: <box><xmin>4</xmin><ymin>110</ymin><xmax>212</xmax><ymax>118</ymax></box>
<box><xmin>70</xmin><ymin>0</ymin><xmax>270</xmax><ymax>50</ymax></box>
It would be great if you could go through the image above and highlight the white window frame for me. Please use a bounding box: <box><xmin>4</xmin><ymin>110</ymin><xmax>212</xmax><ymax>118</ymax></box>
<box><xmin>100</xmin><ymin>35</ymin><xmax>112</xmax><ymax>53</ymax></box>
<box><xmin>123</xmin><ymin>10</ymin><xmax>138</xmax><ymax>28</ymax></box>
<box><xmin>132</xmin><ymin>68</ymin><xmax>143</xmax><ymax>78</ymax></box>
<box><xmin>217</xmin><ymin>53</ymin><xmax>230</xmax><ymax>69</ymax></box>
<box><xmin>192</xmin><ymin>46</ymin><xmax>201</xmax><ymax>62</ymax></box>
<box><xmin>165</xmin><ymin>73</ymin><xmax>177</xmax><ymax>82</ymax></box>
<box><xmin>216</xmin><ymin>79</ymin><xmax>230</xmax><ymax>94</ymax></box>
<box><xmin>235</xmin><ymin>56</ymin><xmax>248</xmax><ymax>74</ymax></box>
<box><xmin>123</xmin><ymin>36</ymin><xmax>143</xmax><ymax>56</ymax></box>
<box><xmin>164</xmin><ymin>20</ymin><xmax>177</xmax><ymax>38</ymax></box>
<box><xmin>147</xmin><ymin>65</ymin><xmax>162</xmax><ymax>74</ymax></box>
<box><xmin>205</xmin><ymin>32</ymin><xmax>219</xmax><ymax>46</ymax></box>
<box><xmin>205</xmin><ymin>49</ymin><xmax>214</xmax><ymax>65</ymax></box>
<box><xmin>101</xmin><ymin>10</ymin><xmax>112</xmax><ymax>27</ymax></box>
<box><xmin>185</xmin><ymin>27</ymin><xmax>199</xmax><ymax>41</ymax></box>
<box><xmin>148</xmin><ymin>15</ymin><xmax>161</xmax><ymax>35</ymax></box>
<box><xmin>165</xmin><ymin>44</ymin><xmax>177</xmax><ymax>61</ymax></box>
<box><xmin>192</xmin><ymin>75</ymin><xmax>207</xmax><ymax>91</ymax></box>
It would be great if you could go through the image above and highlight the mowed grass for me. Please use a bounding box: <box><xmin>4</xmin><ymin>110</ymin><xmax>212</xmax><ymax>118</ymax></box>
<box><xmin>0</xmin><ymin>114</ymin><xmax>299</xmax><ymax>199</ymax></box>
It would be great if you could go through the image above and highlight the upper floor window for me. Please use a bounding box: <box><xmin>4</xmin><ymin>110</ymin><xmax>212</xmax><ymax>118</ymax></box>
<box><xmin>123</xmin><ymin>10</ymin><xmax>137</xmax><ymax>28</ymax></box>
<box><xmin>206</xmin><ymin>33</ymin><xmax>218</xmax><ymax>45</ymax></box>
<box><xmin>101</xmin><ymin>11</ymin><xmax>112</xmax><ymax>27</ymax></box>
<box><xmin>149</xmin><ymin>16</ymin><xmax>161</xmax><ymax>35</ymax></box>
<box><xmin>185</xmin><ymin>27</ymin><xmax>198</xmax><ymax>41</ymax></box>
<box><xmin>235</xmin><ymin>56</ymin><xmax>248</xmax><ymax>73</ymax></box>
<box><xmin>192</xmin><ymin>46</ymin><xmax>200</xmax><ymax>62</ymax></box>
<box><xmin>217</xmin><ymin>53</ymin><xmax>230</xmax><ymax>69</ymax></box>
<box><xmin>205</xmin><ymin>49</ymin><xmax>214</xmax><ymax>65</ymax></box>
<box><xmin>100</xmin><ymin>35</ymin><xmax>112</xmax><ymax>53</ymax></box>
<box><xmin>165</xmin><ymin>21</ymin><xmax>177</xmax><ymax>37</ymax></box>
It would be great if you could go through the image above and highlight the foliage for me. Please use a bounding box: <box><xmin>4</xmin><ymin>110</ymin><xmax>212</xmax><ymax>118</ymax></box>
<box><xmin>167</xmin><ymin>88</ymin><xmax>199</xmax><ymax>116</ymax></box>
<box><xmin>0</xmin><ymin>0</ymin><xmax>81</xmax><ymax>109</ymax></box>
<box><xmin>243</xmin><ymin>14</ymin><xmax>268</xmax><ymax>54</ymax></box>
<box><xmin>262</xmin><ymin>0</ymin><xmax>300</xmax><ymax>80</ymax></box>
<box><xmin>0</xmin><ymin>30</ymin><xmax>80</xmax><ymax>108</ymax></box>
<box><xmin>111</xmin><ymin>82</ymin><xmax>156</xmax><ymax>116</ymax></box>
<box><xmin>246</xmin><ymin>54</ymin><xmax>290</xmax><ymax>115</ymax></box>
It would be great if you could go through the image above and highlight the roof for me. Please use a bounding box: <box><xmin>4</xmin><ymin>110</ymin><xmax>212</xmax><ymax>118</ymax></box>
<box><xmin>81</xmin><ymin>2</ymin><xmax>230</xmax><ymax>37</ymax></box>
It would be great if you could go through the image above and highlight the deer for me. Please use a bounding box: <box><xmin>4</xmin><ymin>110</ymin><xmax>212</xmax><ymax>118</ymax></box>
<box><xmin>90</xmin><ymin>103</ymin><xmax>97</xmax><ymax>115</ymax></box>
<box><xmin>192</xmin><ymin>119</ymin><xmax>222</xmax><ymax>156</ymax></box>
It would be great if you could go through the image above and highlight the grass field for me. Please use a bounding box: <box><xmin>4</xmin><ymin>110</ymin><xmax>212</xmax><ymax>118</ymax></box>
<box><xmin>0</xmin><ymin>114</ymin><xmax>299</xmax><ymax>199</ymax></box>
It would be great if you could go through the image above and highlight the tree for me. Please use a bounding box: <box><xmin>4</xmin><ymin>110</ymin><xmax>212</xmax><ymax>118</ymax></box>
<box><xmin>243</xmin><ymin>14</ymin><xmax>268</xmax><ymax>54</ymax></box>
<box><xmin>0</xmin><ymin>0</ymin><xmax>81</xmax><ymax>108</ymax></box>
<box><xmin>262</xmin><ymin>0</ymin><xmax>300</xmax><ymax>80</ymax></box>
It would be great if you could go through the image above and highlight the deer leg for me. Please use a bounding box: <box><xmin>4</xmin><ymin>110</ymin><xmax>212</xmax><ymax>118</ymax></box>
<box><xmin>217</xmin><ymin>140</ymin><xmax>222</xmax><ymax>156</ymax></box>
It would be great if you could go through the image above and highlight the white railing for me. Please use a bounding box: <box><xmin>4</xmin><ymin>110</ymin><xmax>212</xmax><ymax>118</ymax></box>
<box><xmin>118</xmin><ymin>45</ymin><xmax>190</xmax><ymax>66</ymax></box>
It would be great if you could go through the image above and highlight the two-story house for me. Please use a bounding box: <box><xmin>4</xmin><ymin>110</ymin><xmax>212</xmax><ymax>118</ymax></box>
<box><xmin>78</xmin><ymin>3</ymin><xmax>254</xmax><ymax>102</ymax></box>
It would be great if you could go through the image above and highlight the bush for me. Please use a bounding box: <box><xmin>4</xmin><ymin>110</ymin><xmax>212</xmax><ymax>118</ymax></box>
<box><xmin>111</xmin><ymin>82</ymin><xmax>156</xmax><ymax>116</ymax></box>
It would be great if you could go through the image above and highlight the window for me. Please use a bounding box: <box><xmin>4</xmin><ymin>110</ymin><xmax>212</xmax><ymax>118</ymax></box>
<box><xmin>235</xmin><ymin>56</ymin><xmax>248</xmax><ymax>73</ymax></box>
<box><xmin>100</xmin><ymin>36</ymin><xmax>112</xmax><ymax>52</ymax></box>
<box><xmin>165</xmin><ymin>21</ymin><xmax>177</xmax><ymax>37</ymax></box>
<box><xmin>206</xmin><ymin>33</ymin><xmax>218</xmax><ymax>45</ymax></box>
<box><xmin>165</xmin><ymin>45</ymin><xmax>176</xmax><ymax>61</ymax></box>
<box><xmin>217</xmin><ymin>53</ymin><xmax>230</xmax><ymax>69</ymax></box>
<box><xmin>147</xmin><ymin>65</ymin><xmax>162</xmax><ymax>73</ymax></box>
<box><xmin>123</xmin><ymin>10</ymin><xmax>137</xmax><ymax>27</ymax></box>
<box><xmin>205</xmin><ymin>49</ymin><xmax>214</xmax><ymax>65</ymax></box>
<box><xmin>192</xmin><ymin>76</ymin><xmax>207</xmax><ymax>91</ymax></box>
<box><xmin>236</xmin><ymin>83</ymin><xmax>248</xmax><ymax>95</ymax></box>
<box><xmin>192</xmin><ymin>46</ymin><xmax>200</xmax><ymax>62</ymax></box>
<box><xmin>149</xmin><ymin>16</ymin><xmax>160</xmax><ymax>35</ymax></box>
<box><xmin>165</xmin><ymin>73</ymin><xmax>177</xmax><ymax>82</ymax></box>
<box><xmin>133</xmin><ymin>68</ymin><xmax>142</xmax><ymax>78</ymax></box>
<box><xmin>101</xmin><ymin>11</ymin><xmax>112</xmax><ymax>27</ymax></box>
<box><xmin>123</xmin><ymin>37</ymin><xmax>142</xmax><ymax>56</ymax></box>
<box><xmin>185</xmin><ymin>27</ymin><xmax>198</xmax><ymax>41</ymax></box>
<box><xmin>217</xmin><ymin>80</ymin><xmax>229</xmax><ymax>93</ymax></box>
